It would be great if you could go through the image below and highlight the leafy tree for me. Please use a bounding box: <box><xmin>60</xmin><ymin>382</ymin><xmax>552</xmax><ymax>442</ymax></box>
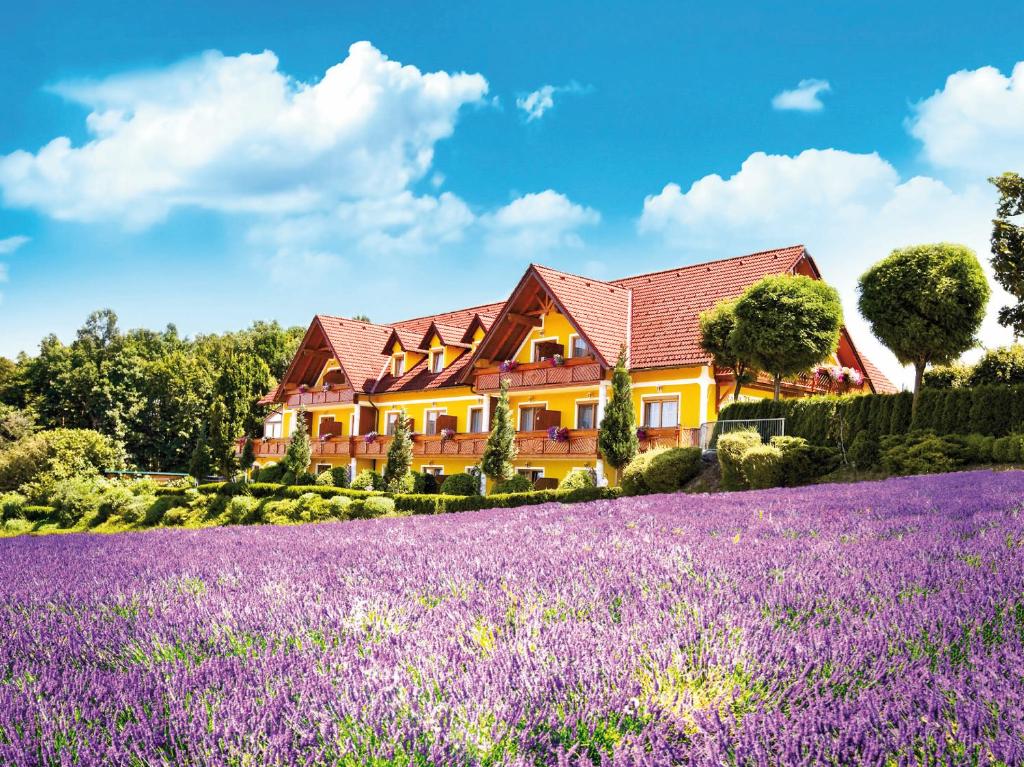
<box><xmin>699</xmin><ymin>300</ymin><xmax>756</xmax><ymax>400</ymax></box>
<box><xmin>858</xmin><ymin>243</ymin><xmax>990</xmax><ymax>415</ymax></box>
<box><xmin>0</xmin><ymin>404</ymin><xmax>36</xmax><ymax>449</ymax></box>
<box><xmin>283</xmin><ymin>409</ymin><xmax>312</xmax><ymax>478</ymax></box>
<box><xmin>922</xmin><ymin>363</ymin><xmax>972</xmax><ymax>389</ymax></box>
<box><xmin>597</xmin><ymin>348</ymin><xmax>639</xmax><ymax>481</ymax></box>
<box><xmin>188</xmin><ymin>426</ymin><xmax>212</xmax><ymax>481</ymax></box>
<box><xmin>382</xmin><ymin>410</ymin><xmax>414</xmax><ymax>491</ymax></box>
<box><xmin>0</xmin><ymin>428</ymin><xmax>127</xmax><ymax>492</ymax></box>
<box><xmin>352</xmin><ymin>314</ymin><xmax>371</xmax><ymax>323</ymax></box>
<box><xmin>990</xmin><ymin>172</ymin><xmax>1024</xmax><ymax>335</ymax></box>
<box><xmin>239</xmin><ymin>438</ymin><xmax>256</xmax><ymax>478</ymax></box>
<box><xmin>969</xmin><ymin>344</ymin><xmax>1024</xmax><ymax>386</ymax></box>
<box><xmin>481</xmin><ymin>378</ymin><xmax>516</xmax><ymax>485</ymax></box>
<box><xmin>206</xmin><ymin>400</ymin><xmax>237</xmax><ymax>479</ymax></box>
<box><xmin>733</xmin><ymin>275</ymin><xmax>843</xmax><ymax>400</ymax></box>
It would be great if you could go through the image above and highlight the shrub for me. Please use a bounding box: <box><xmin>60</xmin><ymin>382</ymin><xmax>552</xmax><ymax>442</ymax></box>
<box><xmin>37</xmin><ymin>476</ymin><xmax>106</xmax><ymax>527</ymax></box>
<box><xmin>262</xmin><ymin>498</ymin><xmax>300</xmax><ymax>524</ymax></box>
<box><xmin>327</xmin><ymin>496</ymin><xmax>352</xmax><ymax>519</ymax></box>
<box><xmin>364</xmin><ymin>496</ymin><xmax>396</xmax><ymax>517</ymax></box>
<box><xmin>391</xmin><ymin>472</ymin><xmax>415</xmax><ymax>494</ymax></box>
<box><xmin>294</xmin><ymin>492</ymin><xmax>332</xmax><ymax>523</ymax></box>
<box><xmin>847</xmin><ymin>432</ymin><xmax>880</xmax><ymax>471</ymax></box>
<box><xmin>621</xmin><ymin>448</ymin><xmax>664</xmax><ymax>496</ymax></box>
<box><xmin>163</xmin><ymin>507</ymin><xmax>189</xmax><ymax>526</ymax></box>
<box><xmin>225</xmin><ymin>495</ymin><xmax>260</xmax><ymax>525</ymax></box>
<box><xmin>495</xmin><ymin>473</ymin><xmax>532</xmax><ymax>494</ymax></box>
<box><xmin>0</xmin><ymin>428</ymin><xmax>127</xmax><ymax>492</ymax></box>
<box><xmin>768</xmin><ymin>436</ymin><xmax>837</xmax><ymax>486</ymax></box>
<box><xmin>293</xmin><ymin>472</ymin><xmax>315</xmax><ymax>486</ymax></box>
<box><xmin>644</xmin><ymin>448</ymin><xmax>702</xmax><ymax>494</ymax></box>
<box><xmin>993</xmin><ymin>435</ymin><xmax>1024</xmax><ymax>464</ymax></box>
<box><xmin>315</xmin><ymin>470</ymin><xmax>335</xmax><ymax>486</ymax></box>
<box><xmin>881</xmin><ymin>432</ymin><xmax>971</xmax><ymax>476</ymax></box>
<box><xmin>717</xmin><ymin>431</ymin><xmax>762</xmax><ymax>490</ymax></box>
<box><xmin>256</xmin><ymin>462</ymin><xmax>286</xmax><ymax>484</ymax></box>
<box><xmin>440</xmin><ymin>473</ymin><xmax>479</xmax><ymax>496</ymax></box>
<box><xmin>330</xmin><ymin>466</ymin><xmax>350</xmax><ymax>488</ymax></box>
<box><xmin>412</xmin><ymin>472</ymin><xmax>439</xmax><ymax>494</ymax></box>
<box><xmin>143</xmin><ymin>496</ymin><xmax>182</xmax><ymax>526</ymax></box>
<box><xmin>558</xmin><ymin>468</ymin><xmax>597</xmax><ymax>491</ymax></box>
<box><xmin>351</xmin><ymin>470</ymin><xmax>382</xmax><ymax>491</ymax></box>
<box><xmin>0</xmin><ymin>492</ymin><xmax>26</xmax><ymax>521</ymax></box>
<box><xmin>280</xmin><ymin>471</ymin><xmax>296</xmax><ymax>486</ymax></box>
<box><xmin>741</xmin><ymin>445</ymin><xmax>784</xmax><ymax>489</ymax></box>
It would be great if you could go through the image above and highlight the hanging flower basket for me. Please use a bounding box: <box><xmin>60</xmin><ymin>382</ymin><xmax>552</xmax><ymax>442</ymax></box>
<box><xmin>635</xmin><ymin>427</ymin><xmax>649</xmax><ymax>441</ymax></box>
<box><xmin>440</xmin><ymin>427</ymin><xmax>456</xmax><ymax>441</ymax></box>
<box><xmin>548</xmin><ymin>426</ymin><xmax>569</xmax><ymax>443</ymax></box>
<box><xmin>364</xmin><ymin>431</ymin><xmax>379</xmax><ymax>445</ymax></box>
<box><xmin>499</xmin><ymin>360</ymin><xmax>519</xmax><ymax>373</ymax></box>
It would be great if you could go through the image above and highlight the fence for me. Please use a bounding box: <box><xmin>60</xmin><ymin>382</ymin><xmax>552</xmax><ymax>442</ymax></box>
<box><xmin>699</xmin><ymin>418</ymin><xmax>786</xmax><ymax>451</ymax></box>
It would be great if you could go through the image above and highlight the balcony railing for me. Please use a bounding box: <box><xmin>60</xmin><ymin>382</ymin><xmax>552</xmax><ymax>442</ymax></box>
<box><xmin>242</xmin><ymin>425</ymin><xmax>700</xmax><ymax>462</ymax></box>
<box><xmin>282</xmin><ymin>387</ymin><xmax>355</xmax><ymax>408</ymax></box>
<box><xmin>474</xmin><ymin>357</ymin><xmax>602</xmax><ymax>391</ymax></box>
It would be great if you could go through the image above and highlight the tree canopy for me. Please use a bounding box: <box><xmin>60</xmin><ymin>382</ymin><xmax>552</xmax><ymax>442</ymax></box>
<box><xmin>597</xmin><ymin>348</ymin><xmax>638</xmax><ymax>477</ymax></box>
<box><xmin>990</xmin><ymin>172</ymin><xmax>1024</xmax><ymax>336</ymax></box>
<box><xmin>858</xmin><ymin>243</ymin><xmax>989</xmax><ymax>413</ymax></box>
<box><xmin>733</xmin><ymin>275</ymin><xmax>843</xmax><ymax>400</ymax></box>
<box><xmin>699</xmin><ymin>299</ymin><xmax>755</xmax><ymax>400</ymax></box>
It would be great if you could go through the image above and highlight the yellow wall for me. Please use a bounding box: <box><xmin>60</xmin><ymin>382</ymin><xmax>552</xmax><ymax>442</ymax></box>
<box><xmin>366</xmin><ymin>385</ymin><xmax>484</xmax><ymax>436</ymax></box>
<box><xmin>629</xmin><ymin>366</ymin><xmax>709</xmax><ymax>429</ymax></box>
<box><xmin>513</xmin><ymin>309</ymin><xmax>582</xmax><ymax>363</ymax></box>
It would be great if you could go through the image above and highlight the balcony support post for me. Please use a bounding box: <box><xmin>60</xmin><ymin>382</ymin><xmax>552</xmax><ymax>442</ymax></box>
<box><xmin>478</xmin><ymin>393</ymin><xmax>491</xmax><ymax>495</ymax></box>
<box><xmin>595</xmin><ymin>380</ymin><xmax>609</xmax><ymax>486</ymax></box>
<box><xmin>697</xmin><ymin>366</ymin><xmax>714</xmax><ymax>427</ymax></box>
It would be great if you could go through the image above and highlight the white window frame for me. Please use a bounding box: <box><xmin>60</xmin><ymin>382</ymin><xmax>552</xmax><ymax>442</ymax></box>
<box><xmin>384</xmin><ymin>410</ymin><xmax>402</xmax><ymax>436</ymax></box>
<box><xmin>528</xmin><ymin>336</ymin><xmax>561</xmax><ymax>363</ymax></box>
<box><xmin>423</xmin><ymin>408</ymin><xmax>447</xmax><ymax>436</ymax></box>
<box><xmin>264</xmin><ymin>412</ymin><xmax>284</xmax><ymax>439</ymax></box>
<box><xmin>640</xmin><ymin>394</ymin><xmax>681</xmax><ymax>428</ymax></box>
<box><xmin>568</xmin><ymin>333</ymin><xmax>590</xmax><ymax>358</ymax></box>
<box><xmin>574</xmin><ymin>399</ymin><xmax>598</xmax><ymax>430</ymax></box>
<box><xmin>392</xmin><ymin>353</ymin><xmax>406</xmax><ymax>377</ymax></box>
<box><xmin>517</xmin><ymin>402</ymin><xmax>547</xmax><ymax>432</ymax></box>
<box><xmin>468</xmin><ymin>406</ymin><xmax>484</xmax><ymax>433</ymax></box>
<box><xmin>420</xmin><ymin>465</ymin><xmax>444</xmax><ymax>476</ymax></box>
<box><xmin>429</xmin><ymin>349</ymin><xmax>444</xmax><ymax>374</ymax></box>
<box><xmin>516</xmin><ymin>466</ymin><xmax>545</xmax><ymax>482</ymax></box>
<box><xmin>315</xmin><ymin>463</ymin><xmax>331</xmax><ymax>474</ymax></box>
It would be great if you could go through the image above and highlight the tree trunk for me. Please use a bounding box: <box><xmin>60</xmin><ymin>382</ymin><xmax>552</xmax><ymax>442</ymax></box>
<box><xmin>733</xmin><ymin>367</ymin><xmax>743</xmax><ymax>401</ymax></box>
<box><xmin>773</xmin><ymin>374</ymin><xmax>782</xmax><ymax>401</ymax></box>
<box><xmin>912</xmin><ymin>361</ymin><xmax>925</xmax><ymax>418</ymax></box>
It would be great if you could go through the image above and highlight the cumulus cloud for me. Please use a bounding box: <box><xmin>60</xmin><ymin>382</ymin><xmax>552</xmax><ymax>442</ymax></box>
<box><xmin>771</xmin><ymin>79</ymin><xmax>831</xmax><ymax>112</ymax></box>
<box><xmin>639</xmin><ymin>148</ymin><xmax>1010</xmax><ymax>387</ymax></box>
<box><xmin>516</xmin><ymin>81</ymin><xmax>589</xmax><ymax>122</ymax></box>
<box><xmin>0</xmin><ymin>235</ymin><xmax>29</xmax><ymax>254</ymax></box>
<box><xmin>908</xmin><ymin>61</ymin><xmax>1024</xmax><ymax>177</ymax></box>
<box><xmin>484</xmin><ymin>190</ymin><xmax>599</xmax><ymax>255</ymax></box>
<box><xmin>0</xmin><ymin>42</ymin><xmax>488</xmax><ymax>229</ymax></box>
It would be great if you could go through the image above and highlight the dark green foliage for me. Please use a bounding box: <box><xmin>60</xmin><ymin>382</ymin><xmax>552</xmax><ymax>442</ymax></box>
<box><xmin>962</xmin><ymin>434</ymin><xmax>995</xmax><ymax>464</ymax></box>
<box><xmin>382</xmin><ymin>411</ymin><xmax>414</xmax><ymax>491</ymax></box>
<box><xmin>969</xmin><ymin>344</ymin><xmax>1024</xmax><ymax>386</ymax></box>
<box><xmin>717</xmin><ymin>431</ymin><xmax>762</xmax><ymax>491</ymax></box>
<box><xmin>239</xmin><ymin>438</ymin><xmax>256</xmax><ymax>474</ymax></box>
<box><xmin>440</xmin><ymin>472</ymin><xmax>479</xmax><ymax>496</ymax></box>
<box><xmin>889</xmin><ymin>392</ymin><xmax>913</xmax><ymax>434</ymax></box>
<box><xmin>315</xmin><ymin>470</ymin><xmax>335</xmax><ymax>486</ymax></box>
<box><xmin>412</xmin><ymin>471</ymin><xmax>439</xmax><ymax>494</ymax></box>
<box><xmin>292</xmin><ymin>471</ymin><xmax>315</xmax><ymax>486</ymax></box>
<box><xmin>495</xmin><ymin>474</ymin><xmax>533</xmax><ymax>494</ymax></box>
<box><xmin>206</xmin><ymin>400</ymin><xmax>237</xmax><ymax>478</ymax></box>
<box><xmin>283</xmin><ymin>409</ymin><xmax>312</xmax><ymax>477</ymax></box>
<box><xmin>392</xmin><ymin>486</ymin><xmax>622</xmax><ymax>514</ymax></box>
<box><xmin>699</xmin><ymin>301</ymin><xmax>755</xmax><ymax>400</ymax></box>
<box><xmin>989</xmin><ymin>172</ymin><xmax>1024</xmax><ymax>335</ymax></box>
<box><xmin>481</xmin><ymin>378</ymin><xmax>516</xmax><ymax>482</ymax></box>
<box><xmin>771</xmin><ymin>435</ymin><xmax>837</xmax><ymax>486</ymax></box>
<box><xmin>351</xmin><ymin>469</ymin><xmax>382</xmax><ymax>491</ymax></box>
<box><xmin>992</xmin><ymin>435</ymin><xmax>1024</xmax><ymax>464</ymax></box>
<box><xmin>642</xmin><ymin>448</ymin><xmax>702</xmax><ymax>494</ymax></box>
<box><xmin>280</xmin><ymin>471</ymin><xmax>296</xmax><ymax>486</ymax></box>
<box><xmin>256</xmin><ymin>462</ymin><xmax>286</xmax><ymax>484</ymax></box>
<box><xmin>880</xmin><ymin>432</ymin><xmax>971</xmax><ymax>476</ymax></box>
<box><xmin>923</xmin><ymin>364</ymin><xmax>972</xmax><ymax>389</ymax></box>
<box><xmin>740</xmin><ymin>445</ymin><xmax>783</xmax><ymax>489</ymax></box>
<box><xmin>598</xmin><ymin>348</ymin><xmax>639</xmax><ymax>473</ymax></box>
<box><xmin>330</xmin><ymin>466</ymin><xmax>350</xmax><ymax>488</ymax></box>
<box><xmin>0</xmin><ymin>428</ymin><xmax>127</xmax><ymax>492</ymax></box>
<box><xmin>620</xmin><ymin>448</ymin><xmax>663</xmax><ymax>496</ymax></box>
<box><xmin>847</xmin><ymin>432</ymin><xmax>880</xmax><ymax>470</ymax></box>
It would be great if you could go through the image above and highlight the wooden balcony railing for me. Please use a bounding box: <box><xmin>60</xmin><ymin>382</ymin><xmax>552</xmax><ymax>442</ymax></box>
<box><xmin>283</xmin><ymin>387</ymin><xmax>355</xmax><ymax>408</ymax></box>
<box><xmin>514</xmin><ymin>429</ymin><xmax>599</xmax><ymax>458</ymax></box>
<box><xmin>474</xmin><ymin>358</ymin><xmax>602</xmax><ymax>392</ymax></box>
<box><xmin>637</xmin><ymin>426</ymin><xmax>700</xmax><ymax>451</ymax></box>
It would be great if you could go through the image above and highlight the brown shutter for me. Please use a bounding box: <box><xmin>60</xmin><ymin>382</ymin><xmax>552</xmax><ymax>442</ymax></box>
<box><xmin>359</xmin><ymin>407</ymin><xmax>377</xmax><ymax>434</ymax></box>
<box><xmin>436</xmin><ymin>414</ymin><xmax>458</xmax><ymax>433</ymax></box>
<box><xmin>319</xmin><ymin>419</ymin><xmax>343</xmax><ymax>437</ymax></box>
<box><xmin>535</xmin><ymin>408</ymin><xmax>561</xmax><ymax>431</ymax></box>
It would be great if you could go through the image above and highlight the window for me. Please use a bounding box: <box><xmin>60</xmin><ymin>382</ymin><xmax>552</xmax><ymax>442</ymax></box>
<box><xmin>392</xmin><ymin>354</ymin><xmax>405</xmax><ymax>377</ymax></box>
<box><xmin>576</xmin><ymin>401</ymin><xmax>597</xmax><ymax>430</ymax></box>
<box><xmin>385</xmin><ymin>411</ymin><xmax>400</xmax><ymax>435</ymax></box>
<box><xmin>315</xmin><ymin>464</ymin><xmax>331</xmax><ymax>474</ymax></box>
<box><xmin>468</xmin><ymin>407</ymin><xmax>484</xmax><ymax>433</ymax></box>
<box><xmin>264</xmin><ymin>413</ymin><xmax>283</xmax><ymax>439</ymax></box>
<box><xmin>422</xmin><ymin>466</ymin><xmax>443</xmax><ymax>477</ymax></box>
<box><xmin>642</xmin><ymin>398</ymin><xmax>679</xmax><ymax>428</ymax></box>
<box><xmin>516</xmin><ymin>468</ymin><xmax>544</xmax><ymax>484</ymax></box>
<box><xmin>570</xmin><ymin>335</ymin><xmax>590</xmax><ymax>358</ymax></box>
<box><xmin>424</xmin><ymin>409</ymin><xmax>444</xmax><ymax>435</ymax></box>
<box><xmin>430</xmin><ymin>350</ymin><xmax>444</xmax><ymax>374</ymax></box>
<box><xmin>519</xmin><ymin>405</ymin><xmax>543</xmax><ymax>431</ymax></box>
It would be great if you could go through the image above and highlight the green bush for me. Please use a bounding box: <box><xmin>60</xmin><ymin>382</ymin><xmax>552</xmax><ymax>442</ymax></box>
<box><xmin>162</xmin><ymin>507</ymin><xmax>189</xmax><ymax>526</ymax></box>
<box><xmin>740</xmin><ymin>445</ymin><xmax>783</xmax><ymax>489</ymax></box>
<box><xmin>412</xmin><ymin>472</ymin><xmax>440</xmax><ymax>494</ymax></box>
<box><xmin>558</xmin><ymin>468</ymin><xmax>597</xmax><ymax>491</ymax></box>
<box><xmin>644</xmin><ymin>447</ymin><xmax>702</xmax><ymax>494</ymax></box>
<box><xmin>330</xmin><ymin>466</ymin><xmax>351</xmax><ymax>488</ymax></box>
<box><xmin>225</xmin><ymin>495</ymin><xmax>260</xmax><ymax>525</ymax></box>
<box><xmin>768</xmin><ymin>435</ymin><xmax>837</xmax><ymax>486</ymax></box>
<box><xmin>0</xmin><ymin>428</ymin><xmax>128</xmax><ymax>493</ymax></box>
<box><xmin>256</xmin><ymin>462</ymin><xmax>286</xmax><ymax>484</ymax></box>
<box><xmin>621</xmin><ymin>448</ymin><xmax>664</xmax><ymax>496</ymax></box>
<box><xmin>717</xmin><ymin>431</ymin><xmax>762</xmax><ymax>490</ymax></box>
<box><xmin>962</xmin><ymin>434</ymin><xmax>995</xmax><ymax>464</ymax></box>
<box><xmin>23</xmin><ymin>505</ymin><xmax>54</xmax><ymax>521</ymax></box>
<box><xmin>143</xmin><ymin>496</ymin><xmax>182</xmax><ymax>526</ymax></box>
<box><xmin>277</xmin><ymin>485</ymin><xmax>379</xmax><ymax>500</ymax></box>
<box><xmin>314</xmin><ymin>470</ymin><xmax>335</xmax><ymax>486</ymax></box>
<box><xmin>440</xmin><ymin>473</ymin><xmax>479</xmax><ymax>496</ymax></box>
<box><xmin>351</xmin><ymin>470</ymin><xmax>382</xmax><ymax>491</ymax></box>
<box><xmin>280</xmin><ymin>470</ymin><xmax>296</xmax><ymax>486</ymax></box>
<box><xmin>293</xmin><ymin>472</ymin><xmax>315</xmax><ymax>486</ymax></box>
<box><xmin>847</xmin><ymin>431</ymin><xmax>880</xmax><ymax>471</ymax></box>
<box><xmin>881</xmin><ymin>432</ymin><xmax>971</xmax><ymax>476</ymax></box>
<box><xmin>348</xmin><ymin>496</ymin><xmax>397</xmax><ymax>519</ymax></box>
<box><xmin>0</xmin><ymin>492</ymin><xmax>26</xmax><ymax>521</ymax></box>
<box><xmin>327</xmin><ymin>495</ymin><xmax>352</xmax><ymax>519</ymax></box>
<box><xmin>992</xmin><ymin>434</ymin><xmax>1024</xmax><ymax>463</ymax></box>
<box><xmin>495</xmin><ymin>474</ymin><xmax>533</xmax><ymax>494</ymax></box>
<box><xmin>392</xmin><ymin>487</ymin><xmax>622</xmax><ymax>515</ymax></box>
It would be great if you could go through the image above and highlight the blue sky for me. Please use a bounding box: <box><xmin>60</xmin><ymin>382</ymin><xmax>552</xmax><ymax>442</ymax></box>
<box><xmin>3</xmin><ymin>1</ymin><xmax>1024</xmax><ymax>385</ymax></box>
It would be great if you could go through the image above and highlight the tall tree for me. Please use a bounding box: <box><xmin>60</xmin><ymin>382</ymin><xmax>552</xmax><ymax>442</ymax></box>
<box><xmin>382</xmin><ymin>410</ymin><xmax>414</xmax><ymax>491</ymax></box>
<box><xmin>188</xmin><ymin>425</ymin><xmax>212</xmax><ymax>481</ymax></box>
<box><xmin>858</xmin><ymin>243</ymin><xmax>989</xmax><ymax>415</ymax></box>
<box><xmin>699</xmin><ymin>300</ymin><xmax>755</xmax><ymax>401</ymax></box>
<box><xmin>481</xmin><ymin>378</ymin><xmax>516</xmax><ymax>487</ymax></box>
<box><xmin>206</xmin><ymin>400</ymin><xmax>237</xmax><ymax>479</ymax></box>
<box><xmin>597</xmin><ymin>348</ymin><xmax>638</xmax><ymax>482</ymax></box>
<box><xmin>239</xmin><ymin>437</ymin><xmax>256</xmax><ymax>479</ymax></box>
<box><xmin>990</xmin><ymin>172</ymin><xmax>1024</xmax><ymax>336</ymax></box>
<box><xmin>733</xmin><ymin>275</ymin><xmax>843</xmax><ymax>400</ymax></box>
<box><xmin>283</xmin><ymin>409</ymin><xmax>312</xmax><ymax>478</ymax></box>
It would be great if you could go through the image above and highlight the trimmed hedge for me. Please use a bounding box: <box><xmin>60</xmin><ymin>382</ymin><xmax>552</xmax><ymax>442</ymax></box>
<box><xmin>392</xmin><ymin>486</ymin><xmax>621</xmax><ymax>515</ymax></box>
<box><xmin>741</xmin><ymin>445</ymin><xmax>783</xmax><ymax>490</ymax></box>
<box><xmin>717</xmin><ymin>432</ymin><xmax>762</xmax><ymax>490</ymax></box>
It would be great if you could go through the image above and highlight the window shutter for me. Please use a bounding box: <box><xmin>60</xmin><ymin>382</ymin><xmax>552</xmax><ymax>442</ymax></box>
<box><xmin>535</xmin><ymin>408</ymin><xmax>562</xmax><ymax>431</ymax></box>
<box><xmin>436</xmin><ymin>414</ymin><xmax>458</xmax><ymax>433</ymax></box>
<box><xmin>359</xmin><ymin>407</ymin><xmax>377</xmax><ymax>434</ymax></box>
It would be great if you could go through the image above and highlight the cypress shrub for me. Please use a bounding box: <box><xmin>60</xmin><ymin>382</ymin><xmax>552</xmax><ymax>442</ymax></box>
<box><xmin>740</xmin><ymin>445</ymin><xmax>784</xmax><ymax>489</ymax></box>
<box><xmin>643</xmin><ymin>447</ymin><xmax>702</xmax><ymax>494</ymax></box>
<box><xmin>717</xmin><ymin>431</ymin><xmax>762</xmax><ymax>490</ymax></box>
<box><xmin>889</xmin><ymin>392</ymin><xmax>913</xmax><ymax>434</ymax></box>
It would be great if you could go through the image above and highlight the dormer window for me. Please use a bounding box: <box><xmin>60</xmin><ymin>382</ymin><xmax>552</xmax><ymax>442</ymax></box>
<box><xmin>430</xmin><ymin>350</ymin><xmax>444</xmax><ymax>374</ymax></box>
<box><xmin>393</xmin><ymin>354</ymin><xmax>405</xmax><ymax>377</ymax></box>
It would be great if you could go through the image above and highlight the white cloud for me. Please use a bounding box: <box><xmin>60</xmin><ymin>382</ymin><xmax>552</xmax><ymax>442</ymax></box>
<box><xmin>772</xmin><ymin>79</ymin><xmax>831</xmax><ymax>112</ymax></box>
<box><xmin>639</xmin><ymin>148</ymin><xmax>1011</xmax><ymax>388</ymax></box>
<box><xmin>516</xmin><ymin>81</ymin><xmax>589</xmax><ymax>122</ymax></box>
<box><xmin>0</xmin><ymin>42</ymin><xmax>488</xmax><ymax>228</ymax></box>
<box><xmin>908</xmin><ymin>62</ymin><xmax>1024</xmax><ymax>177</ymax></box>
<box><xmin>484</xmin><ymin>190</ymin><xmax>599</xmax><ymax>255</ymax></box>
<box><xmin>0</xmin><ymin>235</ymin><xmax>29</xmax><ymax>254</ymax></box>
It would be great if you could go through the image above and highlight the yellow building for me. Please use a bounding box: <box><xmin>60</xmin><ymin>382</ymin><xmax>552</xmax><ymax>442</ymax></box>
<box><xmin>249</xmin><ymin>245</ymin><xmax>894</xmax><ymax>488</ymax></box>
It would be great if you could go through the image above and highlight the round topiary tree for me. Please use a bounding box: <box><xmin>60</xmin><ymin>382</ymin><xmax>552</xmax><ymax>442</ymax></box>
<box><xmin>699</xmin><ymin>299</ymin><xmax>756</xmax><ymax>400</ymax></box>
<box><xmin>733</xmin><ymin>275</ymin><xmax>843</xmax><ymax>400</ymax></box>
<box><xmin>597</xmin><ymin>348</ymin><xmax>639</xmax><ymax>482</ymax></box>
<box><xmin>858</xmin><ymin>243</ymin><xmax>990</xmax><ymax>416</ymax></box>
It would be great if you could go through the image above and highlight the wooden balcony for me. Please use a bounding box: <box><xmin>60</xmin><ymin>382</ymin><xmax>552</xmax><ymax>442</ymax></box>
<box><xmin>283</xmin><ymin>387</ymin><xmax>355</xmax><ymax>408</ymax></box>
<box><xmin>474</xmin><ymin>357</ymin><xmax>602</xmax><ymax>392</ymax></box>
<box><xmin>515</xmin><ymin>429</ymin><xmax>599</xmax><ymax>458</ymax></box>
<box><xmin>637</xmin><ymin>426</ymin><xmax>700</xmax><ymax>451</ymax></box>
<box><xmin>312</xmin><ymin>437</ymin><xmax>352</xmax><ymax>458</ymax></box>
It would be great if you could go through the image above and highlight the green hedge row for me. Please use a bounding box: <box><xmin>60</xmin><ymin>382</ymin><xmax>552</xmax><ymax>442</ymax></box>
<box><xmin>719</xmin><ymin>385</ymin><xmax>1024</xmax><ymax>447</ymax></box>
<box><xmin>193</xmin><ymin>482</ymin><xmax>381</xmax><ymax>499</ymax></box>
<box><xmin>393</xmin><ymin>486</ymin><xmax>622</xmax><ymax>514</ymax></box>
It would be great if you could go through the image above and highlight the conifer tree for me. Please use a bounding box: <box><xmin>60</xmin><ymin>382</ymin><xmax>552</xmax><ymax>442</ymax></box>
<box><xmin>481</xmin><ymin>377</ymin><xmax>516</xmax><ymax>486</ymax></box>
<box><xmin>239</xmin><ymin>437</ymin><xmax>256</xmax><ymax>480</ymax></box>
<box><xmin>188</xmin><ymin>425</ymin><xmax>212</xmax><ymax>481</ymax></box>
<box><xmin>283</xmin><ymin>408</ymin><xmax>312</xmax><ymax>478</ymax></box>
<box><xmin>383</xmin><ymin>410</ymin><xmax>414</xmax><ymax>491</ymax></box>
<box><xmin>598</xmin><ymin>348</ymin><xmax>638</xmax><ymax>482</ymax></box>
<box><xmin>206</xmin><ymin>399</ymin><xmax>237</xmax><ymax>479</ymax></box>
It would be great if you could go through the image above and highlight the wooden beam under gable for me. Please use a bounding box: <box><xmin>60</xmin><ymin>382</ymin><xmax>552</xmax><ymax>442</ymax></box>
<box><xmin>507</xmin><ymin>311</ymin><xmax>543</xmax><ymax>327</ymax></box>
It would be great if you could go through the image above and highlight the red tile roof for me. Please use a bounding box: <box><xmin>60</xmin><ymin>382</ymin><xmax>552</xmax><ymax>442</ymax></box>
<box><xmin>316</xmin><ymin>315</ymin><xmax>395</xmax><ymax>393</ymax></box>
<box><xmin>859</xmin><ymin>354</ymin><xmax>899</xmax><ymax>395</ymax></box>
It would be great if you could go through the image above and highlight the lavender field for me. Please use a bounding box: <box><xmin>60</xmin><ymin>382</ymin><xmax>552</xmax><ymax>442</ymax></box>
<box><xmin>2</xmin><ymin>471</ymin><xmax>1023</xmax><ymax>766</ymax></box>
